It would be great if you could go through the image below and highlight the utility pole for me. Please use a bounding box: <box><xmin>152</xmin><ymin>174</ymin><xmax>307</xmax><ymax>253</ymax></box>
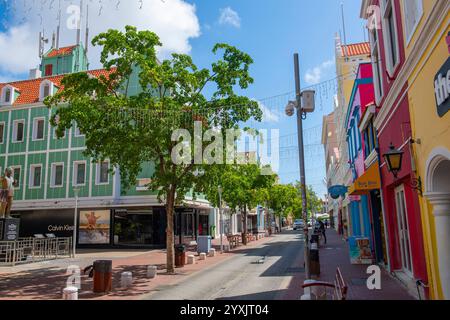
<box><xmin>294</xmin><ymin>53</ymin><xmax>311</xmax><ymax>280</ymax></box>
<box><xmin>218</xmin><ymin>186</ymin><xmax>224</xmax><ymax>253</ymax></box>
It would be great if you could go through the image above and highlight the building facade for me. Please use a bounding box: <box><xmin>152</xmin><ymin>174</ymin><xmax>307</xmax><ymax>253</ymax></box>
<box><xmin>361</xmin><ymin>0</ymin><xmax>429</xmax><ymax>298</ymax></box>
<box><xmin>0</xmin><ymin>42</ymin><xmax>215</xmax><ymax>249</ymax></box>
<box><xmin>326</xmin><ymin>38</ymin><xmax>371</xmax><ymax>239</ymax></box>
<box><xmin>398</xmin><ymin>0</ymin><xmax>450</xmax><ymax>299</ymax></box>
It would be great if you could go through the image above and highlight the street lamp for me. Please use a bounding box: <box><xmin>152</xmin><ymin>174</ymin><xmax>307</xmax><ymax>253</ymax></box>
<box><xmin>286</xmin><ymin>53</ymin><xmax>316</xmax><ymax>281</ymax></box>
<box><xmin>383</xmin><ymin>143</ymin><xmax>404</xmax><ymax>178</ymax></box>
<box><xmin>218</xmin><ymin>185</ymin><xmax>224</xmax><ymax>253</ymax></box>
<box><xmin>72</xmin><ymin>187</ymin><xmax>80</xmax><ymax>257</ymax></box>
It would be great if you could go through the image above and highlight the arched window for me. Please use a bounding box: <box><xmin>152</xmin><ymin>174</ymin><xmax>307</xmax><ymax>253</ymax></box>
<box><xmin>39</xmin><ymin>80</ymin><xmax>55</xmax><ymax>101</ymax></box>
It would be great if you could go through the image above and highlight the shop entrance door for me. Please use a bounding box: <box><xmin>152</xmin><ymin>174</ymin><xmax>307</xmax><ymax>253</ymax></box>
<box><xmin>394</xmin><ymin>185</ymin><xmax>413</xmax><ymax>276</ymax></box>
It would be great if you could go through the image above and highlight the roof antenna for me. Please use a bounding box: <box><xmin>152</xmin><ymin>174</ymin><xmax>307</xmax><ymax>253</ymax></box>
<box><xmin>341</xmin><ymin>2</ymin><xmax>348</xmax><ymax>61</ymax></box>
<box><xmin>76</xmin><ymin>0</ymin><xmax>83</xmax><ymax>45</ymax></box>
<box><xmin>85</xmin><ymin>4</ymin><xmax>89</xmax><ymax>54</ymax></box>
<box><xmin>56</xmin><ymin>0</ymin><xmax>61</xmax><ymax>49</ymax></box>
<box><xmin>39</xmin><ymin>30</ymin><xmax>49</xmax><ymax>59</ymax></box>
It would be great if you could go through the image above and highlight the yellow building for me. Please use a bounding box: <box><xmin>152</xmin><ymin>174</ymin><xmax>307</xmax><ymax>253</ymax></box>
<box><xmin>401</xmin><ymin>0</ymin><xmax>450</xmax><ymax>299</ymax></box>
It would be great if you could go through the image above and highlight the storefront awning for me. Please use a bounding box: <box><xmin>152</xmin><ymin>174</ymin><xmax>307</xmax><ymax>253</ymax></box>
<box><xmin>348</xmin><ymin>161</ymin><xmax>381</xmax><ymax>195</ymax></box>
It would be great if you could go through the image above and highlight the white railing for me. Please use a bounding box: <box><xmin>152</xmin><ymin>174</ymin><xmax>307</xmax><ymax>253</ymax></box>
<box><xmin>0</xmin><ymin>237</ymin><xmax>73</xmax><ymax>266</ymax></box>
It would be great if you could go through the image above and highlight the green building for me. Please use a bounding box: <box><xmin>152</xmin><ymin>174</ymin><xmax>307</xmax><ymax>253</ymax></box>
<box><xmin>0</xmin><ymin>43</ymin><xmax>214</xmax><ymax>248</ymax></box>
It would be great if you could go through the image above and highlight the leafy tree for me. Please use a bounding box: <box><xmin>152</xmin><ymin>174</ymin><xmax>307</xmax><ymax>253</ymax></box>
<box><xmin>199</xmin><ymin>164</ymin><xmax>275</xmax><ymax>244</ymax></box>
<box><xmin>289</xmin><ymin>183</ymin><xmax>323</xmax><ymax>220</ymax></box>
<box><xmin>45</xmin><ymin>26</ymin><xmax>262</xmax><ymax>273</ymax></box>
<box><xmin>264</xmin><ymin>184</ymin><xmax>298</xmax><ymax>232</ymax></box>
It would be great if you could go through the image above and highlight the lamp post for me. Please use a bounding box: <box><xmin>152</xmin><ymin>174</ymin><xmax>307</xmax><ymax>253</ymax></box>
<box><xmin>286</xmin><ymin>53</ymin><xmax>316</xmax><ymax>280</ymax></box>
<box><xmin>72</xmin><ymin>187</ymin><xmax>80</xmax><ymax>257</ymax></box>
<box><xmin>218</xmin><ymin>185</ymin><xmax>223</xmax><ymax>253</ymax></box>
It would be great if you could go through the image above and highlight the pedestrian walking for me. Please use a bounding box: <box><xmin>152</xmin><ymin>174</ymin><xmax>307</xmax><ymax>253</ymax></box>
<box><xmin>324</xmin><ymin>219</ymin><xmax>329</xmax><ymax>229</ymax></box>
<box><xmin>319</xmin><ymin>220</ymin><xmax>327</xmax><ymax>244</ymax></box>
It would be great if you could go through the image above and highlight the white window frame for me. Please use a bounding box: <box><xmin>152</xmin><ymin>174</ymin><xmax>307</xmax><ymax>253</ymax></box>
<box><xmin>0</xmin><ymin>121</ymin><xmax>5</xmax><ymax>144</ymax></box>
<box><xmin>74</xmin><ymin>123</ymin><xmax>84</xmax><ymax>137</ymax></box>
<box><xmin>402</xmin><ymin>0</ymin><xmax>423</xmax><ymax>45</ymax></box>
<box><xmin>39</xmin><ymin>80</ymin><xmax>54</xmax><ymax>101</ymax></box>
<box><xmin>381</xmin><ymin>0</ymin><xmax>400</xmax><ymax>76</ymax></box>
<box><xmin>12</xmin><ymin>119</ymin><xmax>25</xmax><ymax>143</ymax></box>
<box><xmin>73</xmin><ymin>160</ymin><xmax>87</xmax><ymax>187</ymax></box>
<box><xmin>10</xmin><ymin>165</ymin><xmax>21</xmax><ymax>189</ymax></box>
<box><xmin>32</xmin><ymin>117</ymin><xmax>46</xmax><ymax>141</ymax></box>
<box><xmin>29</xmin><ymin>164</ymin><xmax>42</xmax><ymax>189</ymax></box>
<box><xmin>369</xmin><ymin>28</ymin><xmax>384</xmax><ymax>103</ymax></box>
<box><xmin>96</xmin><ymin>161</ymin><xmax>110</xmax><ymax>185</ymax></box>
<box><xmin>1</xmin><ymin>85</ymin><xmax>16</xmax><ymax>106</ymax></box>
<box><xmin>50</xmin><ymin>162</ymin><xmax>64</xmax><ymax>188</ymax></box>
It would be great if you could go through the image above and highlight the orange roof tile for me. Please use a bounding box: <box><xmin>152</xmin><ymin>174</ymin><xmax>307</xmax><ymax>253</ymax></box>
<box><xmin>0</xmin><ymin>68</ymin><xmax>116</xmax><ymax>106</ymax></box>
<box><xmin>341</xmin><ymin>42</ymin><xmax>371</xmax><ymax>57</ymax></box>
<box><xmin>45</xmin><ymin>45</ymin><xmax>77</xmax><ymax>58</ymax></box>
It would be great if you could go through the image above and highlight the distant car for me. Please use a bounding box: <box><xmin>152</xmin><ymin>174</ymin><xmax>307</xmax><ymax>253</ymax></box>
<box><xmin>293</xmin><ymin>219</ymin><xmax>304</xmax><ymax>230</ymax></box>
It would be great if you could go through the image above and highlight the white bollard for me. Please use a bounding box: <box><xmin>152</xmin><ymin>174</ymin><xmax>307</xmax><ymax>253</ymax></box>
<box><xmin>199</xmin><ymin>253</ymin><xmax>207</xmax><ymax>260</ymax></box>
<box><xmin>187</xmin><ymin>255</ymin><xmax>195</xmax><ymax>264</ymax></box>
<box><xmin>62</xmin><ymin>286</ymin><xmax>78</xmax><ymax>300</ymax></box>
<box><xmin>121</xmin><ymin>272</ymin><xmax>133</xmax><ymax>288</ymax></box>
<box><xmin>147</xmin><ymin>265</ymin><xmax>157</xmax><ymax>279</ymax></box>
<box><xmin>208</xmin><ymin>248</ymin><xmax>216</xmax><ymax>257</ymax></box>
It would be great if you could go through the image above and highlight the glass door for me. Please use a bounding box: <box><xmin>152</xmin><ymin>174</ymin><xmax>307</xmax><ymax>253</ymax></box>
<box><xmin>394</xmin><ymin>185</ymin><xmax>413</xmax><ymax>276</ymax></box>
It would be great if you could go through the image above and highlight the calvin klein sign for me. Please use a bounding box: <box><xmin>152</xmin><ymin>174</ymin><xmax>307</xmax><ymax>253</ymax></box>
<box><xmin>434</xmin><ymin>56</ymin><xmax>450</xmax><ymax>118</ymax></box>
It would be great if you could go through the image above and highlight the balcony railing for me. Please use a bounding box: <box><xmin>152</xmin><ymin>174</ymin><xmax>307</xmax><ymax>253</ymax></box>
<box><xmin>0</xmin><ymin>237</ymin><xmax>73</xmax><ymax>266</ymax></box>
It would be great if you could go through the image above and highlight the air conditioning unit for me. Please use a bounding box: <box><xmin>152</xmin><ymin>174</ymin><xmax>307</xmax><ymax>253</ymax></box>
<box><xmin>29</xmin><ymin>68</ymin><xmax>42</xmax><ymax>79</ymax></box>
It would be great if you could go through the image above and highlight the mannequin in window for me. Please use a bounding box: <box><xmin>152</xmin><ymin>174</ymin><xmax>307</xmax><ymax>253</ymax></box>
<box><xmin>0</xmin><ymin>168</ymin><xmax>16</xmax><ymax>219</ymax></box>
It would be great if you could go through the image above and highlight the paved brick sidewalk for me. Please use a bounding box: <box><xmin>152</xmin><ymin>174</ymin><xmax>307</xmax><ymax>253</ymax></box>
<box><xmin>282</xmin><ymin>229</ymin><xmax>416</xmax><ymax>300</ymax></box>
<box><xmin>0</xmin><ymin>235</ymin><xmax>273</xmax><ymax>300</ymax></box>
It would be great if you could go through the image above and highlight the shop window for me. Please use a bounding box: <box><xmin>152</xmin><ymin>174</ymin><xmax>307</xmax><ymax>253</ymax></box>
<box><xmin>51</xmin><ymin>163</ymin><xmax>64</xmax><ymax>187</ymax></box>
<box><xmin>29</xmin><ymin>165</ymin><xmax>42</xmax><ymax>188</ymax></box>
<box><xmin>12</xmin><ymin>119</ymin><xmax>25</xmax><ymax>143</ymax></box>
<box><xmin>32</xmin><ymin>118</ymin><xmax>45</xmax><ymax>141</ymax></box>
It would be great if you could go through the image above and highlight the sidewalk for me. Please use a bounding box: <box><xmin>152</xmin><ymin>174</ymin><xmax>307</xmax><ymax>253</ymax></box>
<box><xmin>0</xmin><ymin>235</ymin><xmax>272</xmax><ymax>300</ymax></box>
<box><xmin>283</xmin><ymin>229</ymin><xmax>416</xmax><ymax>300</ymax></box>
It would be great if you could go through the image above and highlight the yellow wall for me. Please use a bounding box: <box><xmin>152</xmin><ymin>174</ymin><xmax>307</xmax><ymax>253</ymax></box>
<box><xmin>405</xmin><ymin>3</ymin><xmax>450</xmax><ymax>299</ymax></box>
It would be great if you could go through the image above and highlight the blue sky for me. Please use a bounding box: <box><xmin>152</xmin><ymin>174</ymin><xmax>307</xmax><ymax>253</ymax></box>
<box><xmin>0</xmin><ymin>0</ymin><xmax>367</xmax><ymax>198</ymax></box>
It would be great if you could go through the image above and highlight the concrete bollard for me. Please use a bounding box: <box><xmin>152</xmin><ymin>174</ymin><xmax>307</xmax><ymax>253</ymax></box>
<box><xmin>187</xmin><ymin>255</ymin><xmax>195</xmax><ymax>264</ymax></box>
<box><xmin>199</xmin><ymin>253</ymin><xmax>207</xmax><ymax>260</ymax></box>
<box><xmin>147</xmin><ymin>265</ymin><xmax>157</xmax><ymax>279</ymax></box>
<box><xmin>121</xmin><ymin>272</ymin><xmax>133</xmax><ymax>288</ymax></box>
<box><xmin>208</xmin><ymin>248</ymin><xmax>216</xmax><ymax>257</ymax></box>
<box><xmin>62</xmin><ymin>286</ymin><xmax>78</xmax><ymax>300</ymax></box>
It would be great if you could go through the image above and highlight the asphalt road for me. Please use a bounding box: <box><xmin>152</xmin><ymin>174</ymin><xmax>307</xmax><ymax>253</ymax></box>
<box><xmin>143</xmin><ymin>230</ymin><xmax>305</xmax><ymax>300</ymax></box>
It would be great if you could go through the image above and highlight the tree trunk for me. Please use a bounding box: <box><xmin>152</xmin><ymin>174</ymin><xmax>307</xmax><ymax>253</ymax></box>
<box><xmin>242</xmin><ymin>206</ymin><xmax>248</xmax><ymax>245</ymax></box>
<box><xmin>166</xmin><ymin>187</ymin><xmax>176</xmax><ymax>274</ymax></box>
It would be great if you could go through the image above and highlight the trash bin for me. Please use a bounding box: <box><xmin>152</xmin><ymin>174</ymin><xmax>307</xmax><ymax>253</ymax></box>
<box><xmin>309</xmin><ymin>248</ymin><xmax>320</xmax><ymax>276</ymax></box>
<box><xmin>92</xmin><ymin>260</ymin><xmax>112</xmax><ymax>293</ymax></box>
<box><xmin>197</xmin><ymin>236</ymin><xmax>212</xmax><ymax>254</ymax></box>
<box><xmin>175</xmin><ymin>244</ymin><xmax>186</xmax><ymax>268</ymax></box>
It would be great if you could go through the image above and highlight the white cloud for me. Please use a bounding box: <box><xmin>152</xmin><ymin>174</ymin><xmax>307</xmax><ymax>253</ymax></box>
<box><xmin>255</xmin><ymin>100</ymin><xmax>279</xmax><ymax>123</ymax></box>
<box><xmin>304</xmin><ymin>59</ymin><xmax>335</xmax><ymax>85</ymax></box>
<box><xmin>218</xmin><ymin>7</ymin><xmax>241</xmax><ymax>28</ymax></box>
<box><xmin>0</xmin><ymin>0</ymin><xmax>200</xmax><ymax>76</ymax></box>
